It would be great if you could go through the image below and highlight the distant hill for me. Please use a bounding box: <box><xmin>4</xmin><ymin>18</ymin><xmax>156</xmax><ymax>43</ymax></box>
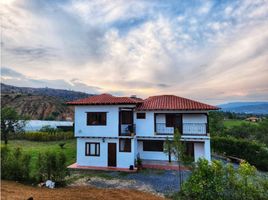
<box><xmin>1</xmin><ymin>83</ymin><xmax>93</xmax><ymax>101</ymax></box>
<box><xmin>218</xmin><ymin>102</ymin><xmax>268</xmax><ymax>114</ymax></box>
<box><xmin>1</xmin><ymin>83</ymin><xmax>94</xmax><ymax>120</ymax></box>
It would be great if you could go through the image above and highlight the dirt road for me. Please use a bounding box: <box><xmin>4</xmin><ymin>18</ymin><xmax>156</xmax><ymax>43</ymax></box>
<box><xmin>1</xmin><ymin>180</ymin><xmax>165</xmax><ymax>200</ymax></box>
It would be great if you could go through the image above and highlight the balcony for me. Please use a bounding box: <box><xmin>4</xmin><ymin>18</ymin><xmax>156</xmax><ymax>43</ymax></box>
<box><xmin>155</xmin><ymin>123</ymin><xmax>207</xmax><ymax>135</ymax></box>
<box><xmin>120</xmin><ymin>124</ymin><xmax>136</xmax><ymax>136</ymax></box>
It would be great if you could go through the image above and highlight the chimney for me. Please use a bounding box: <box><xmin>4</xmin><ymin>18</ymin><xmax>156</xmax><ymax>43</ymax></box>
<box><xmin>130</xmin><ymin>95</ymin><xmax>137</xmax><ymax>98</ymax></box>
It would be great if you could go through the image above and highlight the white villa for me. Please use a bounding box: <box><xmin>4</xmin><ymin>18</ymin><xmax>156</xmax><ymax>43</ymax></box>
<box><xmin>67</xmin><ymin>94</ymin><xmax>218</xmax><ymax>170</ymax></box>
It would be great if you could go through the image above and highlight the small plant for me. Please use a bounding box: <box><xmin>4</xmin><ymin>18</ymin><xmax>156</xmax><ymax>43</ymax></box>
<box><xmin>59</xmin><ymin>142</ymin><xmax>66</xmax><ymax>149</ymax></box>
<box><xmin>136</xmin><ymin>154</ymin><xmax>142</xmax><ymax>170</ymax></box>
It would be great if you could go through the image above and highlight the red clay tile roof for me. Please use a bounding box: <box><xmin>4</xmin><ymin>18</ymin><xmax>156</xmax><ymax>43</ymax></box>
<box><xmin>66</xmin><ymin>94</ymin><xmax>143</xmax><ymax>105</ymax></box>
<box><xmin>136</xmin><ymin>95</ymin><xmax>219</xmax><ymax>111</ymax></box>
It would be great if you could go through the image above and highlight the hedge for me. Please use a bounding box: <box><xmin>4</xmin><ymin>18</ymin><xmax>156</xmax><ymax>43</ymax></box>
<box><xmin>1</xmin><ymin>146</ymin><xmax>68</xmax><ymax>185</ymax></box>
<box><xmin>211</xmin><ymin>136</ymin><xmax>268</xmax><ymax>171</ymax></box>
<box><xmin>1</xmin><ymin>146</ymin><xmax>32</xmax><ymax>182</ymax></box>
<box><xmin>10</xmin><ymin>131</ymin><xmax>74</xmax><ymax>142</ymax></box>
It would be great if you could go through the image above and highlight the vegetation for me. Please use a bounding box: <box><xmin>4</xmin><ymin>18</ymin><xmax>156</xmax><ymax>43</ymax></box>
<box><xmin>211</xmin><ymin>136</ymin><xmax>268</xmax><ymax>171</ymax></box>
<box><xmin>164</xmin><ymin>128</ymin><xmax>187</xmax><ymax>187</ymax></box>
<box><xmin>1</xmin><ymin>146</ymin><xmax>31</xmax><ymax>182</ymax></box>
<box><xmin>36</xmin><ymin>151</ymin><xmax>68</xmax><ymax>185</ymax></box>
<box><xmin>1</xmin><ymin>140</ymin><xmax>73</xmax><ymax>185</ymax></box>
<box><xmin>174</xmin><ymin>159</ymin><xmax>268</xmax><ymax>200</ymax></box>
<box><xmin>10</xmin><ymin>131</ymin><xmax>74</xmax><ymax>141</ymax></box>
<box><xmin>0</xmin><ymin>139</ymin><xmax>76</xmax><ymax>176</ymax></box>
<box><xmin>1</xmin><ymin>107</ymin><xmax>26</xmax><ymax>144</ymax></box>
<box><xmin>209</xmin><ymin>111</ymin><xmax>268</xmax><ymax>170</ymax></box>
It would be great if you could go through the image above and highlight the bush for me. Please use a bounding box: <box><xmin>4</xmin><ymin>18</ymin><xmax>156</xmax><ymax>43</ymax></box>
<box><xmin>36</xmin><ymin>151</ymin><xmax>68</xmax><ymax>185</ymax></box>
<box><xmin>10</xmin><ymin>131</ymin><xmax>74</xmax><ymax>141</ymax></box>
<box><xmin>1</xmin><ymin>146</ymin><xmax>31</xmax><ymax>182</ymax></box>
<box><xmin>175</xmin><ymin>159</ymin><xmax>268</xmax><ymax>200</ymax></box>
<box><xmin>211</xmin><ymin>136</ymin><xmax>268</xmax><ymax>171</ymax></box>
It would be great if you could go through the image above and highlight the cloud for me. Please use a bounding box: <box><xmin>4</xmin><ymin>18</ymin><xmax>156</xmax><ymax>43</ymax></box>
<box><xmin>1</xmin><ymin>0</ymin><xmax>268</xmax><ymax>104</ymax></box>
<box><xmin>1</xmin><ymin>67</ymin><xmax>101</xmax><ymax>94</ymax></box>
<box><xmin>1</xmin><ymin>67</ymin><xmax>24</xmax><ymax>78</ymax></box>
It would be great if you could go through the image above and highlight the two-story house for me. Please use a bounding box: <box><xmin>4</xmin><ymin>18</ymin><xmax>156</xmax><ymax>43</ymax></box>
<box><xmin>67</xmin><ymin>94</ymin><xmax>218</xmax><ymax>169</ymax></box>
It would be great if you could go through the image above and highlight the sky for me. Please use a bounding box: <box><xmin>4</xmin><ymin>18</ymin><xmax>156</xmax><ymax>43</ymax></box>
<box><xmin>1</xmin><ymin>0</ymin><xmax>268</xmax><ymax>104</ymax></box>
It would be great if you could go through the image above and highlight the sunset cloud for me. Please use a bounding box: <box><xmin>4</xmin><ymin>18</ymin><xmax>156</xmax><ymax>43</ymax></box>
<box><xmin>1</xmin><ymin>0</ymin><xmax>268</xmax><ymax>104</ymax></box>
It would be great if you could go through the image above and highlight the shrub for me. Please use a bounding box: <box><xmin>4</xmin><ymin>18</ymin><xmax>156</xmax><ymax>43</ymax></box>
<box><xmin>176</xmin><ymin>159</ymin><xmax>268</xmax><ymax>200</ymax></box>
<box><xmin>11</xmin><ymin>131</ymin><xmax>74</xmax><ymax>141</ymax></box>
<box><xmin>36</xmin><ymin>151</ymin><xmax>68</xmax><ymax>185</ymax></box>
<box><xmin>1</xmin><ymin>146</ymin><xmax>31</xmax><ymax>182</ymax></box>
<box><xmin>211</xmin><ymin>136</ymin><xmax>268</xmax><ymax>171</ymax></box>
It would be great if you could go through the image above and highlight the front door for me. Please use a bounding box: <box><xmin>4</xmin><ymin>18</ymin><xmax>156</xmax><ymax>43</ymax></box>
<box><xmin>108</xmin><ymin>143</ymin><xmax>116</xmax><ymax>167</ymax></box>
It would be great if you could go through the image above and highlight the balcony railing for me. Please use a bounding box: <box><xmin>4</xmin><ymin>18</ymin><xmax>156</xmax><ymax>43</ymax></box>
<box><xmin>155</xmin><ymin>123</ymin><xmax>207</xmax><ymax>135</ymax></box>
<box><xmin>183</xmin><ymin>123</ymin><xmax>207</xmax><ymax>135</ymax></box>
<box><xmin>120</xmin><ymin>124</ymin><xmax>136</xmax><ymax>136</ymax></box>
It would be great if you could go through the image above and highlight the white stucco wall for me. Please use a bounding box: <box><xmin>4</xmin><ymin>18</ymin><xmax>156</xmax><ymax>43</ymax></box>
<box><xmin>74</xmin><ymin>105</ymin><xmax>135</xmax><ymax>137</ymax></box>
<box><xmin>77</xmin><ymin>138</ymin><xmax>135</xmax><ymax>168</ymax></box>
<box><xmin>137</xmin><ymin>140</ymin><xmax>176</xmax><ymax>161</ymax></box>
<box><xmin>135</xmin><ymin>111</ymin><xmax>208</xmax><ymax>137</ymax></box>
<box><xmin>134</xmin><ymin>111</ymin><xmax>155</xmax><ymax>137</ymax></box>
<box><xmin>194</xmin><ymin>140</ymin><xmax>211</xmax><ymax>162</ymax></box>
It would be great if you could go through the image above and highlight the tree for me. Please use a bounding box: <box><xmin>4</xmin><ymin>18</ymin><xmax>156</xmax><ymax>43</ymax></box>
<box><xmin>164</xmin><ymin>128</ymin><xmax>186</xmax><ymax>188</ymax></box>
<box><xmin>209</xmin><ymin>111</ymin><xmax>225</xmax><ymax>135</ymax></box>
<box><xmin>164</xmin><ymin>136</ymin><xmax>172</xmax><ymax>162</ymax></box>
<box><xmin>1</xmin><ymin>107</ymin><xmax>25</xmax><ymax>144</ymax></box>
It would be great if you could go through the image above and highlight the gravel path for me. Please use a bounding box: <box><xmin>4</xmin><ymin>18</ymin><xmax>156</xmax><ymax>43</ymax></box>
<box><xmin>70</xmin><ymin>169</ymin><xmax>191</xmax><ymax>196</ymax></box>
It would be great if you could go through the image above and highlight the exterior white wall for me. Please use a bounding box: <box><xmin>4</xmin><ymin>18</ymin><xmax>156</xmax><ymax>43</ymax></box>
<box><xmin>134</xmin><ymin>111</ymin><xmax>155</xmax><ymax>137</ymax></box>
<box><xmin>137</xmin><ymin>141</ymin><xmax>176</xmax><ymax>161</ymax></box>
<box><xmin>77</xmin><ymin>138</ymin><xmax>135</xmax><ymax>168</ymax></box>
<box><xmin>194</xmin><ymin>140</ymin><xmax>211</xmax><ymax>162</ymax></box>
<box><xmin>75</xmin><ymin>105</ymin><xmax>134</xmax><ymax>137</ymax></box>
<box><xmin>135</xmin><ymin>111</ymin><xmax>207</xmax><ymax>137</ymax></box>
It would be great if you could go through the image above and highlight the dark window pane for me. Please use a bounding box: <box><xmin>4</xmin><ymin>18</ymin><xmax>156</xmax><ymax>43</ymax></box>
<box><xmin>166</xmin><ymin>114</ymin><xmax>175</xmax><ymax>127</ymax></box>
<box><xmin>137</xmin><ymin>113</ymin><xmax>146</xmax><ymax>119</ymax></box>
<box><xmin>87</xmin><ymin>112</ymin><xmax>106</xmax><ymax>125</ymax></box>
<box><xmin>121</xmin><ymin>111</ymin><xmax>133</xmax><ymax>124</ymax></box>
<box><xmin>119</xmin><ymin>139</ymin><xmax>131</xmax><ymax>152</ymax></box>
<box><xmin>143</xmin><ymin>140</ymin><xmax>163</xmax><ymax>151</ymax></box>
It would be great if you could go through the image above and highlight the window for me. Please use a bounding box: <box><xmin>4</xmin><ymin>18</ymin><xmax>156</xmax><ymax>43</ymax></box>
<box><xmin>87</xmin><ymin>112</ymin><xmax>106</xmax><ymax>125</ymax></box>
<box><xmin>165</xmin><ymin>114</ymin><xmax>182</xmax><ymax>128</ymax></box>
<box><xmin>137</xmin><ymin>113</ymin><xmax>146</xmax><ymax>119</ymax></box>
<box><xmin>166</xmin><ymin>114</ymin><xmax>175</xmax><ymax>127</ymax></box>
<box><xmin>143</xmin><ymin>140</ymin><xmax>163</xmax><ymax>152</ymax></box>
<box><xmin>119</xmin><ymin>139</ymin><xmax>131</xmax><ymax>152</ymax></box>
<box><xmin>85</xmin><ymin>142</ymin><xmax>100</xmax><ymax>156</ymax></box>
<box><xmin>121</xmin><ymin>111</ymin><xmax>133</xmax><ymax>124</ymax></box>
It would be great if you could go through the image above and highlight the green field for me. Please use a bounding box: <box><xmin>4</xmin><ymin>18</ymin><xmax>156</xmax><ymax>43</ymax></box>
<box><xmin>1</xmin><ymin>139</ymin><xmax>76</xmax><ymax>176</ymax></box>
<box><xmin>223</xmin><ymin>119</ymin><xmax>256</xmax><ymax>128</ymax></box>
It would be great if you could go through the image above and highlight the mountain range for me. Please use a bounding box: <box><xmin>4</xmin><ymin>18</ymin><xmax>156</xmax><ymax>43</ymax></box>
<box><xmin>218</xmin><ymin>102</ymin><xmax>268</xmax><ymax>114</ymax></box>
<box><xmin>1</xmin><ymin>83</ymin><xmax>93</xmax><ymax>120</ymax></box>
<box><xmin>1</xmin><ymin>83</ymin><xmax>268</xmax><ymax>120</ymax></box>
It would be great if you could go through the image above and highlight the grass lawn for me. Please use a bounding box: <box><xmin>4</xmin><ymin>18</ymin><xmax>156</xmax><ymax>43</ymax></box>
<box><xmin>223</xmin><ymin>119</ymin><xmax>255</xmax><ymax>128</ymax></box>
<box><xmin>1</xmin><ymin>139</ymin><xmax>76</xmax><ymax>176</ymax></box>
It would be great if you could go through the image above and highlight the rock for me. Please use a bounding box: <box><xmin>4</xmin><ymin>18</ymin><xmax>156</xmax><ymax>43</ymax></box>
<box><xmin>27</xmin><ymin>197</ymin><xmax>33</xmax><ymax>200</ymax></box>
<box><xmin>45</xmin><ymin>180</ymin><xmax>55</xmax><ymax>189</ymax></box>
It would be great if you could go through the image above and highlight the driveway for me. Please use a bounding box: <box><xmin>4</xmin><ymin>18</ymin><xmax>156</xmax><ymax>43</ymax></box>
<box><xmin>69</xmin><ymin>169</ymin><xmax>191</xmax><ymax>196</ymax></box>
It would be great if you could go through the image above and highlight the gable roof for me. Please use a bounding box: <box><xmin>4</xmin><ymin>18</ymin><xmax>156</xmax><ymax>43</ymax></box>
<box><xmin>136</xmin><ymin>95</ymin><xmax>219</xmax><ymax>111</ymax></box>
<box><xmin>66</xmin><ymin>94</ymin><xmax>143</xmax><ymax>105</ymax></box>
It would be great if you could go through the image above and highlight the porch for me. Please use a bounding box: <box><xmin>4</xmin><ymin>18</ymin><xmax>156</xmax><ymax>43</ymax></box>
<box><xmin>142</xmin><ymin>159</ymin><xmax>190</xmax><ymax>171</ymax></box>
<box><xmin>68</xmin><ymin>163</ymin><xmax>137</xmax><ymax>172</ymax></box>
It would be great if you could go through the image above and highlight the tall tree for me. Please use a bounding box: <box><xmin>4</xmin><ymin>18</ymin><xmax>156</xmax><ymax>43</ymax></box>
<box><xmin>209</xmin><ymin>111</ymin><xmax>225</xmax><ymax>135</ymax></box>
<box><xmin>164</xmin><ymin>128</ymin><xmax>186</xmax><ymax>188</ymax></box>
<box><xmin>1</xmin><ymin>107</ymin><xmax>25</xmax><ymax>144</ymax></box>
